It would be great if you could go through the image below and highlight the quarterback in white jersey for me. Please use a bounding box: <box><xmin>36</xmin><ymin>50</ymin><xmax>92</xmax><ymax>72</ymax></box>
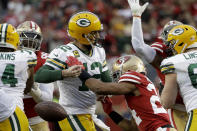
<box><xmin>0</xmin><ymin>23</ymin><xmax>36</xmax><ymax>131</ymax></box>
<box><xmin>46</xmin><ymin>43</ymin><xmax>108</xmax><ymax>114</ymax></box>
<box><xmin>35</xmin><ymin>11</ymin><xmax>112</xmax><ymax>131</ymax></box>
<box><xmin>160</xmin><ymin>24</ymin><xmax>197</xmax><ymax>131</ymax></box>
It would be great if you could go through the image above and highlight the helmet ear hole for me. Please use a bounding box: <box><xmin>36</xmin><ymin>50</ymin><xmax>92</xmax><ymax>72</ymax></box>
<box><xmin>82</xmin><ymin>34</ymin><xmax>86</xmax><ymax>38</ymax></box>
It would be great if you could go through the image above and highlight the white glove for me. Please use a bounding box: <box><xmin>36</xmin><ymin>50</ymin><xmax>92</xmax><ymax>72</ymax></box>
<box><xmin>30</xmin><ymin>82</ymin><xmax>42</xmax><ymax>103</ymax></box>
<box><xmin>127</xmin><ymin>0</ymin><xmax>149</xmax><ymax>17</ymax></box>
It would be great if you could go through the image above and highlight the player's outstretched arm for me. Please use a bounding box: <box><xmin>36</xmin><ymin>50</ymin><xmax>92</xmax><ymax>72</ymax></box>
<box><xmin>85</xmin><ymin>78</ymin><xmax>136</xmax><ymax>95</ymax></box>
<box><xmin>128</xmin><ymin>0</ymin><xmax>156</xmax><ymax>63</ymax></box>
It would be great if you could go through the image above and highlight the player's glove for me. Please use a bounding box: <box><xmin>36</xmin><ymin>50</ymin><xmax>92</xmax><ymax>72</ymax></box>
<box><xmin>101</xmin><ymin>96</ymin><xmax>124</xmax><ymax>124</ymax></box>
<box><xmin>101</xmin><ymin>96</ymin><xmax>113</xmax><ymax>114</ymax></box>
<box><xmin>127</xmin><ymin>0</ymin><xmax>149</xmax><ymax>17</ymax></box>
<box><xmin>30</xmin><ymin>82</ymin><xmax>42</xmax><ymax>103</ymax></box>
<box><xmin>65</xmin><ymin>56</ymin><xmax>85</xmax><ymax>69</ymax></box>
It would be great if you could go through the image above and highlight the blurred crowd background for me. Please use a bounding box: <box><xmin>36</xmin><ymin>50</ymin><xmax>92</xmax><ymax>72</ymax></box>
<box><xmin>1</xmin><ymin>0</ymin><xmax>197</xmax><ymax>130</ymax></box>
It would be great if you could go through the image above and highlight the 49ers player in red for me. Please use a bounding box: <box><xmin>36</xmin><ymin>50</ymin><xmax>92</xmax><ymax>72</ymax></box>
<box><xmin>17</xmin><ymin>21</ymin><xmax>54</xmax><ymax>131</ymax></box>
<box><xmin>76</xmin><ymin>55</ymin><xmax>176</xmax><ymax>131</ymax></box>
<box><xmin>127</xmin><ymin>0</ymin><xmax>188</xmax><ymax>130</ymax></box>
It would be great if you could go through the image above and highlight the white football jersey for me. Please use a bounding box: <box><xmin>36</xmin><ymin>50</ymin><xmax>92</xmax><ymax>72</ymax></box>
<box><xmin>0</xmin><ymin>50</ymin><xmax>37</xmax><ymax>111</ymax></box>
<box><xmin>45</xmin><ymin>43</ymin><xmax>109</xmax><ymax>114</ymax></box>
<box><xmin>161</xmin><ymin>50</ymin><xmax>197</xmax><ymax>112</ymax></box>
<box><xmin>0</xmin><ymin>89</ymin><xmax>16</xmax><ymax>122</ymax></box>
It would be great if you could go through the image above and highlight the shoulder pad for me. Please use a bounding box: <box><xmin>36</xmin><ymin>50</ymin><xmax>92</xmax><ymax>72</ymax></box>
<box><xmin>118</xmin><ymin>71</ymin><xmax>145</xmax><ymax>84</ymax></box>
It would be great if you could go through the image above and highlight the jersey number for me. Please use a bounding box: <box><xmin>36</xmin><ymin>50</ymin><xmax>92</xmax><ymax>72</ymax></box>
<box><xmin>188</xmin><ymin>63</ymin><xmax>197</xmax><ymax>88</ymax></box>
<box><xmin>1</xmin><ymin>64</ymin><xmax>17</xmax><ymax>87</ymax></box>
<box><xmin>132</xmin><ymin>83</ymin><xmax>167</xmax><ymax>125</ymax></box>
<box><xmin>79</xmin><ymin>62</ymin><xmax>102</xmax><ymax>91</ymax></box>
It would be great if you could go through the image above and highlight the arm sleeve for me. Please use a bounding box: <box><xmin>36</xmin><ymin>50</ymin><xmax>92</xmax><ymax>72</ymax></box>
<box><xmin>39</xmin><ymin>83</ymin><xmax>54</xmax><ymax>101</ymax></box>
<box><xmin>35</xmin><ymin>65</ymin><xmax>63</xmax><ymax>83</ymax></box>
<box><xmin>132</xmin><ymin>17</ymin><xmax>156</xmax><ymax>63</ymax></box>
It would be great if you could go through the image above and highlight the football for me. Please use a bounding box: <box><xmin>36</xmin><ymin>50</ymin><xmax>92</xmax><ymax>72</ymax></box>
<box><xmin>34</xmin><ymin>101</ymin><xmax>67</xmax><ymax>122</ymax></box>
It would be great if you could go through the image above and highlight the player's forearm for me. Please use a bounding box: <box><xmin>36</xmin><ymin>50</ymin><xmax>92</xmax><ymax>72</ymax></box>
<box><xmin>132</xmin><ymin>17</ymin><xmax>156</xmax><ymax>63</ymax></box>
<box><xmin>35</xmin><ymin>65</ymin><xmax>63</xmax><ymax>83</ymax></box>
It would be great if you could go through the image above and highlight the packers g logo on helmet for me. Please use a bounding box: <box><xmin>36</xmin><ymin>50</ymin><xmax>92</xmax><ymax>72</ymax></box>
<box><xmin>67</xmin><ymin>11</ymin><xmax>102</xmax><ymax>45</ymax></box>
<box><xmin>76</xmin><ymin>19</ymin><xmax>91</xmax><ymax>27</ymax></box>
<box><xmin>166</xmin><ymin>24</ymin><xmax>197</xmax><ymax>55</ymax></box>
<box><xmin>0</xmin><ymin>23</ymin><xmax>20</xmax><ymax>50</ymax></box>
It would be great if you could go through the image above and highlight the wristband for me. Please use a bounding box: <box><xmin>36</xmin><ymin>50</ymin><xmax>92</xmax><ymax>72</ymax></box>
<box><xmin>78</xmin><ymin>70</ymin><xmax>92</xmax><ymax>82</ymax></box>
<box><xmin>133</xmin><ymin>15</ymin><xmax>141</xmax><ymax>18</ymax></box>
<box><xmin>109</xmin><ymin>111</ymin><xmax>124</xmax><ymax>124</ymax></box>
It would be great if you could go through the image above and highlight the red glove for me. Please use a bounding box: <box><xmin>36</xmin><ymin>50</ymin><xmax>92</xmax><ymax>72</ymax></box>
<box><xmin>101</xmin><ymin>96</ymin><xmax>113</xmax><ymax>114</ymax></box>
<box><xmin>65</xmin><ymin>56</ymin><xmax>85</xmax><ymax>69</ymax></box>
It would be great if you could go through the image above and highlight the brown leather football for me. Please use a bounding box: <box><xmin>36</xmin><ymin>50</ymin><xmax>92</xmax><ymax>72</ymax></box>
<box><xmin>34</xmin><ymin>101</ymin><xmax>67</xmax><ymax>121</ymax></box>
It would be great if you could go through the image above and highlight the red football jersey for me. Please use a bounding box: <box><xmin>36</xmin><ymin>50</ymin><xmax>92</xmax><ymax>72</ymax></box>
<box><xmin>119</xmin><ymin>71</ymin><xmax>171</xmax><ymax>131</ymax></box>
<box><xmin>23</xmin><ymin>50</ymin><xmax>48</xmax><ymax>118</ymax></box>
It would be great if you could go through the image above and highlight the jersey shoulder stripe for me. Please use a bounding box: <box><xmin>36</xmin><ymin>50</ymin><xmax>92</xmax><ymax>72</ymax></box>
<box><xmin>160</xmin><ymin>62</ymin><xmax>175</xmax><ymax>74</ymax></box>
<box><xmin>119</xmin><ymin>72</ymin><xmax>142</xmax><ymax>84</ymax></box>
<box><xmin>46</xmin><ymin>58</ymin><xmax>67</xmax><ymax>69</ymax></box>
<box><xmin>27</xmin><ymin>59</ymin><xmax>37</xmax><ymax>66</ymax></box>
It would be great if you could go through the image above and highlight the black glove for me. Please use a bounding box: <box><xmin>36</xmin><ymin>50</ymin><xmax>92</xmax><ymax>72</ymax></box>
<box><xmin>79</xmin><ymin>70</ymin><xmax>92</xmax><ymax>82</ymax></box>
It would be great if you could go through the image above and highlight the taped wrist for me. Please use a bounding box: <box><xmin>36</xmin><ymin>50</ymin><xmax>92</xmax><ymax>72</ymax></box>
<box><xmin>79</xmin><ymin>70</ymin><xmax>92</xmax><ymax>82</ymax></box>
<box><xmin>109</xmin><ymin>111</ymin><xmax>124</xmax><ymax>124</ymax></box>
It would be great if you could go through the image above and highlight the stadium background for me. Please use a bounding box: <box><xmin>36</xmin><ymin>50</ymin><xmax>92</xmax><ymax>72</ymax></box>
<box><xmin>0</xmin><ymin>0</ymin><xmax>197</xmax><ymax>130</ymax></box>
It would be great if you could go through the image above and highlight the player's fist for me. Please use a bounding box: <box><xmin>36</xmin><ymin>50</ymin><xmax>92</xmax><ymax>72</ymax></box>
<box><xmin>101</xmin><ymin>96</ymin><xmax>113</xmax><ymax>114</ymax></box>
<box><xmin>127</xmin><ymin>0</ymin><xmax>149</xmax><ymax>17</ymax></box>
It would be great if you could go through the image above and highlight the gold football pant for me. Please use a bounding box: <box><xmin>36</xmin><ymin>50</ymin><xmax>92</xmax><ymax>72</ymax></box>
<box><xmin>58</xmin><ymin>114</ymin><xmax>96</xmax><ymax>131</ymax></box>
<box><xmin>0</xmin><ymin>106</ymin><xmax>29</xmax><ymax>131</ymax></box>
<box><xmin>184</xmin><ymin>109</ymin><xmax>197</xmax><ymax>131</ymax></box>
<box><xmin>30</xmin><ymin>121</ymin><xmax>49</xmax><ymax>131</ymax></box>
<box><xmin>168</xmin><ymin>109</ymin><xmax>188</xmax><ymax>131</ymax></box>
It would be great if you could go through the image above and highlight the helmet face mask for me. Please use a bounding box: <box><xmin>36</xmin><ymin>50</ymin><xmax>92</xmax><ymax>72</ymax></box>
<box><xmin>112</xmin><ymin>55</ymin><xmax>146</xmax><ymax>82</ymax></box>
<box><xmin>17</xmin><ymin>21</ymin><xmax>43</xmax><ymax>51</ymax></box>
<box><xmin>19</xmin><ymin>31</ymin><xmax>42</xmax><ymax>51</ymax></box>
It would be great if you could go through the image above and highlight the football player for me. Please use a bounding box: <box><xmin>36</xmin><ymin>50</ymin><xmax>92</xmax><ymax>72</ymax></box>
<box><xmin>35</xmin><ymin>11</ymin><xmax>112</xmax><ymax>131</ymax></box>
<box><xmin>0</xmin><ymin>23</ymin><xmax>36</xmax><ymax>130</ymax></box>
<box><xmin>127</xmin><ymin>0</ymin><xmax>188</xmax><ymax>130</ymax></box>
<box><xmin>16</xmin><ymin>21</ymin><xmax>54</xmax><ymax>131</ymax></box>
<box><xmin>160</xmin><ymin>25</ymin><xmax>197</xmax><ymax>131</ymax></box>
<box><xmin>76</xmin><ymin>55</ymin><xmax>176</xmax><ymax>131</ymax></box>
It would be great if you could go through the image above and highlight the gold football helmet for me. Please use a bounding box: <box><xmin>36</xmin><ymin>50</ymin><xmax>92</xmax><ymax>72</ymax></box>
<box><xmin>166</xmin><ymin>24</ymin><xmax>197</xmax><ymax>55</ymax></box>
<box><xmin>159</xmin><ymin>20</ymin><xmax>183</xmax><ymax>41</ymax></box>
<box><xmin>17</xmin><ymin>21</ymin><xmax>43</xmax><ymax>51</ymax></box>
<box><xmin>0</xmin><ymin>23</ymin><xmax>20</xmax><ymax>50</ymax></box>
<box><xmin>112</xmin><ymin>55</ymin><xmax>146</xmax><ymax>82</ymax></box>
<box><xmin>67</xmin><ymin>11</ymin><xmax>103</xmax><ymax>45</ymax></box>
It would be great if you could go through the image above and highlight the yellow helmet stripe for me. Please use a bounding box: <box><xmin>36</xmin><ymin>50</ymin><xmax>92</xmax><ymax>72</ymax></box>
<box><xmin>1</xmin><ymin>23</ymin><xmax>8</xmax><ymax>43</ymax></box>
